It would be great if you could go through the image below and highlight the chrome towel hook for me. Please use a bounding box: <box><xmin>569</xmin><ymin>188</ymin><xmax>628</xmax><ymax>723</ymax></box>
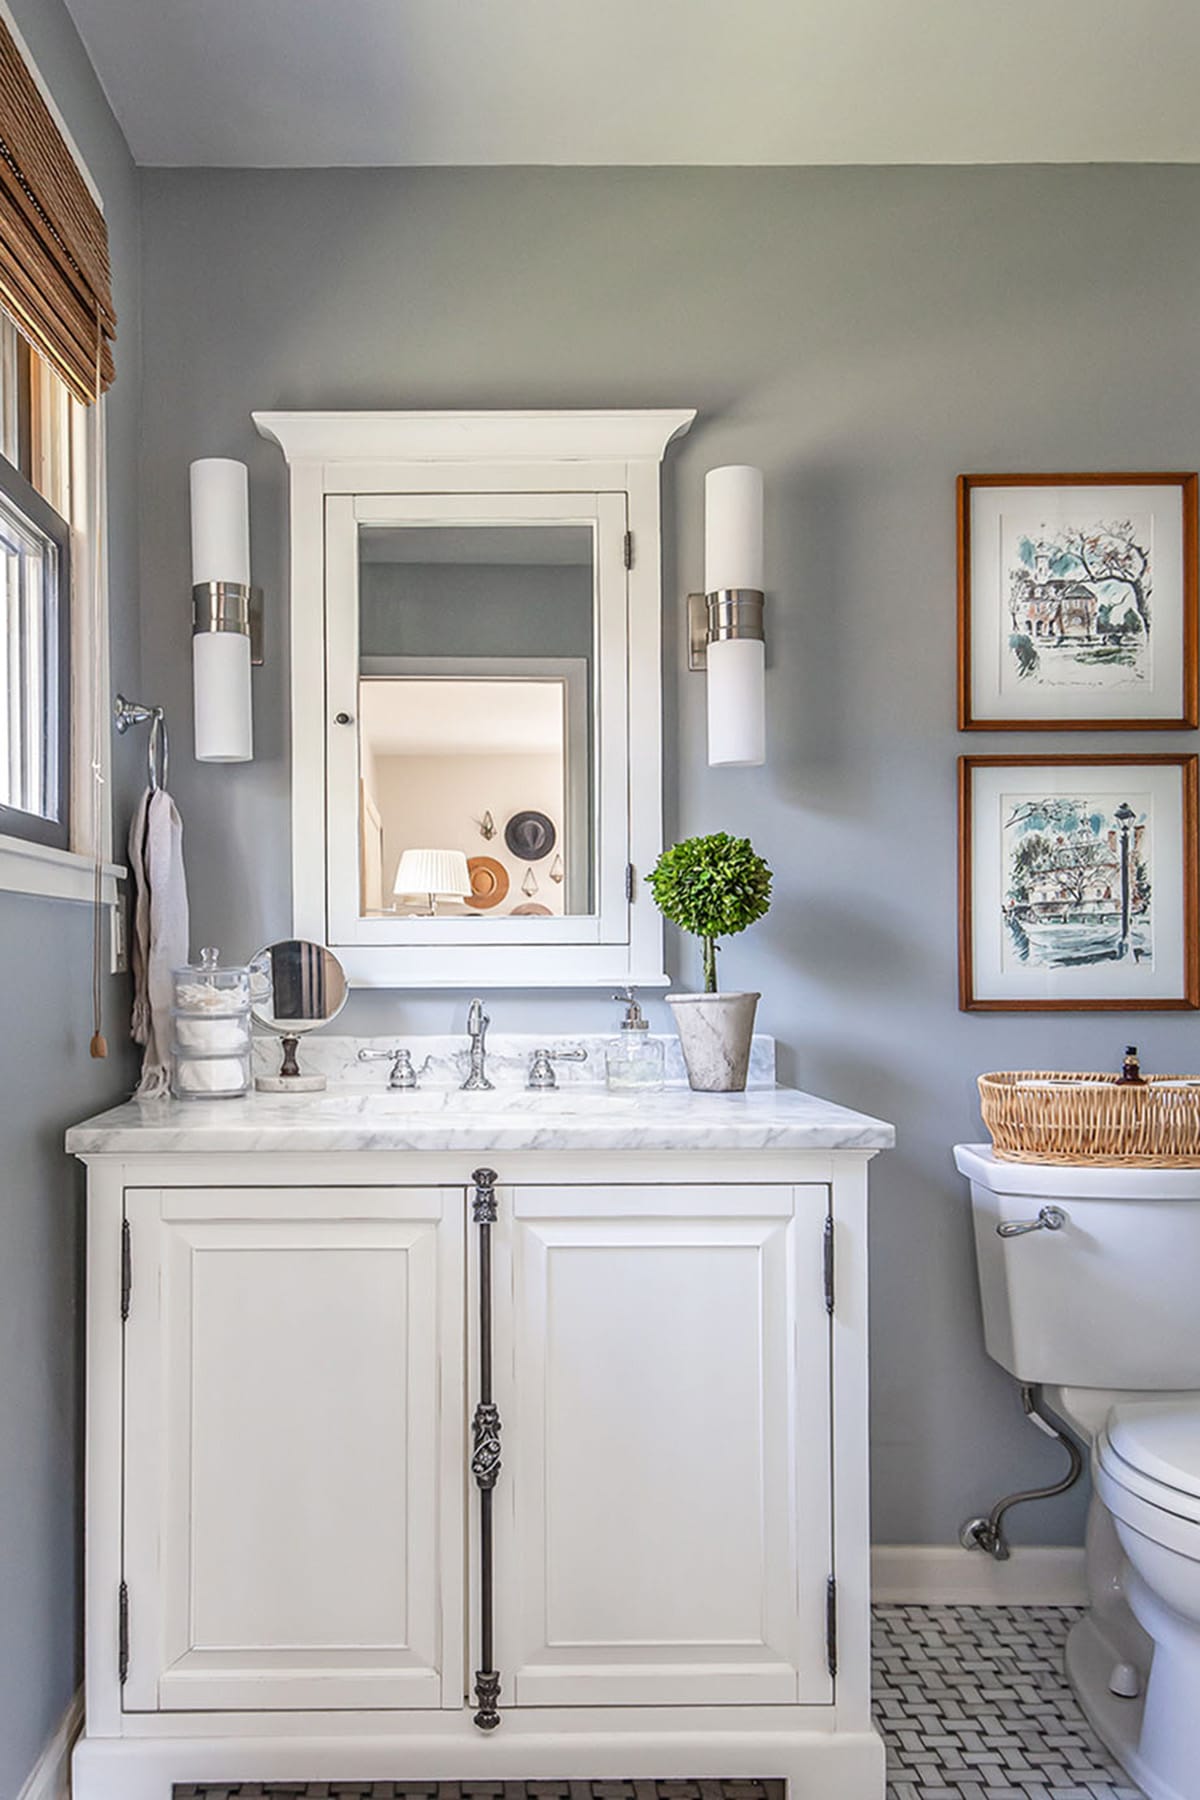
<box><xmin>114</xmin><ymin>694</ymin><xmax>169</xmax><ymax>793</ymax></box>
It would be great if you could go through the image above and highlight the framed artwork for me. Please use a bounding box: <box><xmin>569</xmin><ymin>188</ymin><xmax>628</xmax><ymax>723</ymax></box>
<box><xmin>959</xmin><ymin>754</ymin><xmax>1199</xmax><ymax>1012</ymax></box>
<box><xmin>957</xmin><ymin>472</ymin><xmax>1198</xmax><ymax>730</ymax></box>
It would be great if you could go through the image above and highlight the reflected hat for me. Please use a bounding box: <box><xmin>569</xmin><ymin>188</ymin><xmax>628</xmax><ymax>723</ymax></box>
<box><xmin>504</xmin><ymin>810</ymin><xmax>557</xmax><ymax>861</ymax></box>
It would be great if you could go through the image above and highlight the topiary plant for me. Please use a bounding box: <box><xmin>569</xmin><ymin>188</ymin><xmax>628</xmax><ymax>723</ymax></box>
<box><xmin>646</xmin><ymin>832</ymin><xmax>772</xmax><ymax>993</ymax></box>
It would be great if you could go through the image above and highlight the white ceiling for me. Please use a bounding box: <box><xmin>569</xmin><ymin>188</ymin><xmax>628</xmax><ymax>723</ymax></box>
<box><xmin>63</xmin><ymin>0</ymin><xmax>1200</xmax><ymax>168</ymax></box>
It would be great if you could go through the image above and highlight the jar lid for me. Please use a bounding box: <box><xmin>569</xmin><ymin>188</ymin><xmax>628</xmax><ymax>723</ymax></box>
<box><xmin>174</xmin><ymin>946</ymin><xmax>249</xmax><ymax>983</ymax></box>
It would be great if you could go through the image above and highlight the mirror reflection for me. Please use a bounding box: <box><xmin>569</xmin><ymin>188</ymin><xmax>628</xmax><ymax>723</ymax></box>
<box><xmin>356</xmin><ymin>523</ymin><xmax>595</xmax><ymax>920</ymax></box>
<box><xmin>248</xmin><ymin>939</ymin><xmax>349</xmax><ymax>1033</ymax></box>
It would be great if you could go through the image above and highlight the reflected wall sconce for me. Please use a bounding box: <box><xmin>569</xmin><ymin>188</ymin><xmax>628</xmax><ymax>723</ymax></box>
<box><xmin>687</xmin><ymin>464</ymin><xmax>766</xmax><ymax>767</ymax></box>
<box><xmin>190</xmin><ymin>457</ymin><xmax>263</xmax><ymax>763</ymax></box>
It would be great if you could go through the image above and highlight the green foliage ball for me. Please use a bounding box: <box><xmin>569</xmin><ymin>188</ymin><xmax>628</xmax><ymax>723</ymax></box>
<box><xmin>646</xmin><ymin>832</ymin><xmax>772</xmax><ymax>941</ymax></box>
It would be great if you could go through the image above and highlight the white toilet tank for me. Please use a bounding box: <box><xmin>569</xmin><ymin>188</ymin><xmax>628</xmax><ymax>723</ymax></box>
<box><xmin>955</xmin><ymin>1144</ymin><xmax>1200</xmax><ymax>1389</ymax></box>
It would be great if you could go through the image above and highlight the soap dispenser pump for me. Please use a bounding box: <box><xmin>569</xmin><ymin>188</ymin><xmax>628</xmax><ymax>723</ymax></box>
<box><xmin>605</xmin><ymin>988</ymin><xmax>665</xmax><ymax>1092</ymax></box>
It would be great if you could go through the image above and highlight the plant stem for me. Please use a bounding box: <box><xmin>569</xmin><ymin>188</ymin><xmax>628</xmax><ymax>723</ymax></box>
<box><xmin>703</xmin><ymin>936</ymin><xmax>717</xmax><ymax>993</ymax></box>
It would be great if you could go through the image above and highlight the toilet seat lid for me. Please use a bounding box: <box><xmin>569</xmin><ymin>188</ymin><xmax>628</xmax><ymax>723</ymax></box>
<box><xmin>1104</xmin><ymin>1399</ymin><xmax>1200</xmax><ymax>1502</ymax></box>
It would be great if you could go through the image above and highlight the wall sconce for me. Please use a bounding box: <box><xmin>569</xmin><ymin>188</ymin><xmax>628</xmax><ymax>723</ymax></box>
<box><xmin>687</xmin><ymin>465</ymin><xmax>765</xmax><ymax>767</ymax></box>
<box><xmin>189</xmin><ymin>457</ymin><xmax>263</xmax><ymax>763</ymax></box>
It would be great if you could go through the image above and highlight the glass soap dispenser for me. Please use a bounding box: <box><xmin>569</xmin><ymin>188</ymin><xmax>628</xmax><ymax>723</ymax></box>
<box><xmin>605</xmin><ymin>988</ymin><xmax>665</xmax><ymax>1092</ymax></box>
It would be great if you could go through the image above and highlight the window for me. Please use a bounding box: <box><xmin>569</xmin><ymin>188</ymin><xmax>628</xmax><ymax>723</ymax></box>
<box><xmin>0</xmin><ymin>312</ymin><xmax>73</xmax><ymax>848</ymax></box>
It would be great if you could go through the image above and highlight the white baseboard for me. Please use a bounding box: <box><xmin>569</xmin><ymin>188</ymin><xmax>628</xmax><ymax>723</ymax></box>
<box><xmin>16</xmin><ymin>1689</ymin><xmax>83</xmax><ymax>1800</ymax></box>
<box><xmin>872</xmin><ymin>1543</ymin><xmax>1088</xmax><ymax>1606</ymax></box>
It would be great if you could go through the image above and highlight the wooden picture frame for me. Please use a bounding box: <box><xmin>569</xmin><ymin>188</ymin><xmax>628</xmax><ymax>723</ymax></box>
<box><xmin>959</xmin><ymin>753</ymin><xmax>1199</xmax><ymax>1012</ymax></box>
<box><xmin>958</xmin><ymin>472</ymin><xmax>1198</xmax><ymax>731</ymax></box>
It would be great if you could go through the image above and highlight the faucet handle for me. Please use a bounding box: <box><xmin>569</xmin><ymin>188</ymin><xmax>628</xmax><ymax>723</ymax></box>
<box><xmin>358</xmin><ymin>1045</ymin><xmax>425</xmax><ymax>1089</ymax></box>
<box><xmin>527</xmin><ymin>1046</ymin><xmax>588</xmax><ymax>1090</ymax></box>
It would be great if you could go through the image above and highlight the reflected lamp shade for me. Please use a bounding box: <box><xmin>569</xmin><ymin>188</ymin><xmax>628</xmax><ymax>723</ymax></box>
<box><xmin>703</xmin><ymin>465</ymin><xmax>766</xmax><ymax>769</ymax></box>
<box><xmin>190</xmin><ymin>457</ymin><xmax>253</xmax><ymax>763</ymax></box>
<box><xmin>393</xmin><ymin>848</ymin><xmax>472</xmax><ymax>901</ymax></box>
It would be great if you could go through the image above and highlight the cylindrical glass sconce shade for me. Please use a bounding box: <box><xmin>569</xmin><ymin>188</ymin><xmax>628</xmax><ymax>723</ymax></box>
<box><xmin>706</xmin><ymin>635</ymin><xmax>766</xmax><ymax>767</ymax></box>
<box><xmin>705</xmin><ymin>465</ymin><xmax>764</xmax><ymax>591</ymax></box>
<box><xmin>193</xmin><ymin>630</ymin><xmax>252</xmax><ymax>763</ymax></box>
<box><xmin>190</xmin><ymin>458</ymin><xmax>250</xmax><ymax>586</ymax></box>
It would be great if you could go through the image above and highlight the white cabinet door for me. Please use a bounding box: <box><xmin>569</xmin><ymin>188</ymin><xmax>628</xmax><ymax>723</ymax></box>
<box><xmin>491</xmin><ymin>1183</ymin><xmax>833</xmax><ymax>1709</ymax></box>
<box><xmin>122</xmin><ymin>1186</ymin><xmax>464</xmax><ymax>1713</ymax></box>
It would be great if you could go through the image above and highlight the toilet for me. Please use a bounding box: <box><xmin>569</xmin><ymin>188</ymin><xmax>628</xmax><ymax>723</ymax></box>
<box><xmin>955</xmin><ymin>1144</ymin><xmax>1200</xmax><ymax>1800</ymax></box>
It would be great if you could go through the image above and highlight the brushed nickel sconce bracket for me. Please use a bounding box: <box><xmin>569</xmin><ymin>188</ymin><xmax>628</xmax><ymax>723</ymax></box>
<box><xmin>192</xmin><ymin>580</ymin><xmax>264</xmax><ymax>665</ymax></box>
<box><xmin>687</xmin><ymin>587</ymin><xmax>766</xmax><ymax>671</ymax></box>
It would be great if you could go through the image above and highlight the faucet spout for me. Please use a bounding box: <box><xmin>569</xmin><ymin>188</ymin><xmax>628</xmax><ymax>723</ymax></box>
<box><xmin>461</xmin><ymin>996</ymin><xmax>494</xmax><ymax>1091</ymax></box>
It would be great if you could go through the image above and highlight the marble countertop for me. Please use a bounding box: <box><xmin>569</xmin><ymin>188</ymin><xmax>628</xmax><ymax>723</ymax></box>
<box><xmin>65</xmin><ymin>1083</ymin><xmax>895</xmax><ymax>1156</ymax></box>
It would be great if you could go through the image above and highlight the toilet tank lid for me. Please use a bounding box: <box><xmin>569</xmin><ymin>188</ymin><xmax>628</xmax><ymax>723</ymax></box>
<box><xmin>1106</xmin><ymin>1400</ymin><xmax>1200</xmax><ymax>1500</ymax></box>
<box><xmin>953</xmin><ymin>1143</ymin><xmax>1200</xmax><ymax>1200</ymax></box>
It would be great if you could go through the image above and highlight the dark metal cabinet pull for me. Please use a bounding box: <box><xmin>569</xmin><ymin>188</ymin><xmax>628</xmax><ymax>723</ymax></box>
<box><xmin>471</xmin><ymin>1167</ymin><xmax>502</xmax><ymax>1730</ymax></box>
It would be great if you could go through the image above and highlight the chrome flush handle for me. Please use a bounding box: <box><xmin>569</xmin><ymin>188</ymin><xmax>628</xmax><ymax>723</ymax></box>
<box><xmin>996</xmin><ymin>1205</ymin><xmax>1068</xmax><ymax>1239</ymax></box>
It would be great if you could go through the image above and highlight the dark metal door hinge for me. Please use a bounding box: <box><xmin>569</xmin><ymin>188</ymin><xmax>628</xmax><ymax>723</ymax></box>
<box><xmin>623</xmin><ymin>530</ymin><xmax>633</xmax><ymax>570</ymax></box>
<box><xmin>118</xmin><ymin>1580</ymin><xmax>129</xmax><ymax>1684</ymax></box>
<box><xmin>120</xmin><ymin>1219</ymin><xmax>131</xmax><ymax>1321</ymax></box>
<box><xmin>823</xmin><ymin>1214</ymin><xmax>834</xmax><ymax>1315</ymax></box>
<box><xmin>825</xmin><ymin>1574</ymin><xmax>838</xmax><ymax>1678</ymax></box>
<box><xmin>625</xmin><ymin>862</ymin><xmax>635</xmax><ymax>903</ymax></box>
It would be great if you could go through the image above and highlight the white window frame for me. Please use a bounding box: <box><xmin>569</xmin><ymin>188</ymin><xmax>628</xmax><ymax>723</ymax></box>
<box><xmin>0</xmin><ymin>0</ymin><xmax>121</xmax><ymax>914</ymax></box>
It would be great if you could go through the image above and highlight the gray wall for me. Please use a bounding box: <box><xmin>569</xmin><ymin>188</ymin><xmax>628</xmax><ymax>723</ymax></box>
<box><xmin>361</xmin><ymin>561</ymin><xmax>593</xmax><ymax>658</ymax></box>
<box><xmin>138</xmin><ymin>163</ymin><xmax>1200</xmax><ymax>1551</ymax></box>
<box><xmin>0</xmin><ymin>2</ymin><xmax>140</xmax><ymax>1790</ymax></box>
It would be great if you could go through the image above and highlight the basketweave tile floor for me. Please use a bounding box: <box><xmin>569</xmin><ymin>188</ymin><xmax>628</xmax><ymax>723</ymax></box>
<box><xmin>873</xmin><ymin>1604</ymin><xmax>1143</xmax><ymax>1800</ymax></box>
<box><xmin>173</xmin><ymin>1605</ymin><xmax>1145</xmax><ymax>1800</ymax></box>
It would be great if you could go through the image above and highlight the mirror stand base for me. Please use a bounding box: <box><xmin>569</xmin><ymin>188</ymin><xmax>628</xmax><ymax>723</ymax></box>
<box><xmin>255</xmin><ymin>1071</ymin><xmax>326</xmax><ymax>1093</ymax></box>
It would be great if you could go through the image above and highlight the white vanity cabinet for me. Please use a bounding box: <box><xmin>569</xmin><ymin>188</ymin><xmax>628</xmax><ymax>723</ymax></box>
<box><xmin>67</xmin><ymin>1096</ymin><xmax>891</xmax><ymax>1800</ymax></box>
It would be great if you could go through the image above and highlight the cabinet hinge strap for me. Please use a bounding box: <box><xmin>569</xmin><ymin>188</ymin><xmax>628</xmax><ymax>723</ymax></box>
<box><xmin>118</xmin><ymin>1580</ymin><xmax>129</xmax><ymax>1685</ymax></box>
<box><xmin>471</xmin><ymin>1168</ymin><xmax>502</xmax><ymax>1730</ymax></box>
<box><xmin>120</xmin><ymin>1218</ymin><xmax>131</xmax><ymax>1321</ymax></box>
<box><xmin>623</xmin><ymin>529</ymin><xmax>634</xmax><ymax>570</ymax></box>
<box><xmin>825</xmin><ymin>1574</ymin><xmax>838</xmax><ymax>1679</ymax></box>
<box><xmin>823</xmin><ymin>1213</ymin><xmax>834</xmax><ymax>1316</ymax></box>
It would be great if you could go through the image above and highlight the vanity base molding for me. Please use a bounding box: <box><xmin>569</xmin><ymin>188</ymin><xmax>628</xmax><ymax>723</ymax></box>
<box><xmin>73</xmin><ymin>1726</ymin><xmax>885</xmax><ymax>1800</ymax></box>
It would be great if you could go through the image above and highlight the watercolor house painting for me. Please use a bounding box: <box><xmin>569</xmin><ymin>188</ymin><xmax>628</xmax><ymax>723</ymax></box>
<box><xmin>1006</xmin><ymin>522</ymin><xmax>1151</xmax><ymax>687</ymax></box>
<box><xmin>1003</xmin><ymin>793</ymin><xmax>1151</xmax><ymax>969</ymax></box>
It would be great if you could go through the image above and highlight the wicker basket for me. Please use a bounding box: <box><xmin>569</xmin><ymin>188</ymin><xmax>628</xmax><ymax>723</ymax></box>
<box><xmin>979</xmin><ymin>1070</ymin><xmax>1200</xmax><ymax>1167</ymax></box>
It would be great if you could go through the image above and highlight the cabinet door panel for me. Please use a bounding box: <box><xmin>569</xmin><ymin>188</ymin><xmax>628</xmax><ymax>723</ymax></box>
<box><xmin>492</xmin><ymin>1184</ymin><xmax>832</xmax><ymax>1708</ymax></box>
<box><xmin>123</xmin><ymin>1187</ymin><xmax>463</xmax><ymax>1713</ymax></box>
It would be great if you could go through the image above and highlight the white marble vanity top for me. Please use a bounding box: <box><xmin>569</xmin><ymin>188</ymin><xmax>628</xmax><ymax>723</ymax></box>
<box><xmin>65</xmin><ymin>1082</ymin><xmax>894</xmax><ymax>1156</ymax></box>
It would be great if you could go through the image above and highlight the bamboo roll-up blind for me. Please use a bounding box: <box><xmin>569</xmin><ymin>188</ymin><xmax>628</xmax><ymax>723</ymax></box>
<box><xmin>0</xmin><ymin>15</ymin><xmax>114</xmax><ymax>403</ymax></box>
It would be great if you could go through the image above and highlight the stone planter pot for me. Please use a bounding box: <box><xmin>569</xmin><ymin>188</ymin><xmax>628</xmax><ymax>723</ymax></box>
<box><xmin>667</xmin><ymin>991</ymin><xmax>761</xmax><ymax>1093</ymax></box>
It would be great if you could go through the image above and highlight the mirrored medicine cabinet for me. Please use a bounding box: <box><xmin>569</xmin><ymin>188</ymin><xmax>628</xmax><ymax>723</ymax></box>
<box><xmin>253</xmin><ymin>410</ymin><xmax>695</xmax><ymax>988</ymax></box>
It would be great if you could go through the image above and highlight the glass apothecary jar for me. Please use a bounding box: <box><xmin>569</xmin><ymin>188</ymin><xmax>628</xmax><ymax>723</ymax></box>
<box><xmin>171</xmin><ymin>946</ymin><xmax>252</xmax><ymax>1099</ymax></box>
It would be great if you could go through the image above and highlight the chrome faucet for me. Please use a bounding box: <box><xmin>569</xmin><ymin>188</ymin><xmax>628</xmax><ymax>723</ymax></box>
<box><xmin>461</xmin><ymin>997</ymin><xmax>494</xmax><ymax>1090</ymax></box>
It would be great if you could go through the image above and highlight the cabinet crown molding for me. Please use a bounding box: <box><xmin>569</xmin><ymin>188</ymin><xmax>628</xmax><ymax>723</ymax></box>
<box><xmin>252</xmin><ymin>408</ymin><xmax>697</xmax><ymax>466</ymax></box>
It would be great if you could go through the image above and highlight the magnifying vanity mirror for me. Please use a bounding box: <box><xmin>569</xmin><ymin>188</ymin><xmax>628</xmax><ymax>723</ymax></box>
<box><xmin>249</xmin><ymin>939</ymin><xmax>348</xmax><ymax>1091</ymax></box>
<box><xmin>254</xmin><ymin>409</ymin><xmax>695</xmax><ymax>987</ymax></box>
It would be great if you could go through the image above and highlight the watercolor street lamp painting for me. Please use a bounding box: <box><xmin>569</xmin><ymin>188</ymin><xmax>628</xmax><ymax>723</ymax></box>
<box><xmin>959</xmin><ymin>755</ymin><xmax>1199</xmax><ymax>1011</ymax></box>
<box><xmin>1003</xmin><ymin>793</ymin><xmax>1150</xmax><ymax>973</ymax></box>
<box><xmin>958</xmin><ymin>474</ymin><xmax>1198</xmax><ymax>729</ymax></box>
